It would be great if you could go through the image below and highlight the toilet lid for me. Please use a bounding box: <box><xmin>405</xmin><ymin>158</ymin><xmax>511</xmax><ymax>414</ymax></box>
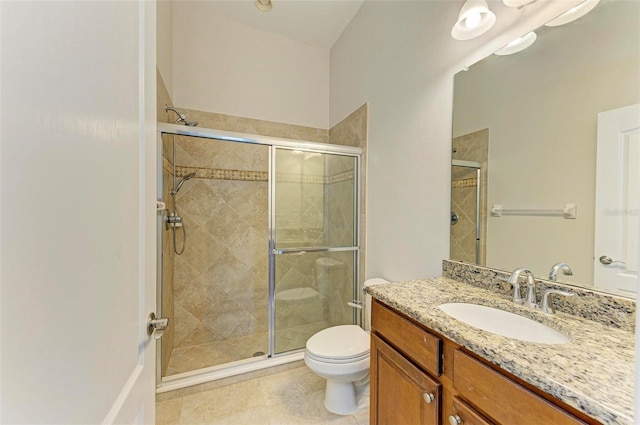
<box><xmin>306</xmin><ymin>325</ymin><xmax>369</xmax><ymax>360</ymax></box>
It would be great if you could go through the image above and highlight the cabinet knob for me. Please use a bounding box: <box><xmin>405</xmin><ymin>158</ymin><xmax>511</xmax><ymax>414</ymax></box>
<box><xmin>448</xmin><ymin>415</ymin><xmax>462</xmax><ymax>425</ymax></box>
<box><xmin>422</xmin><ymin>392</ymin><xmax>435</xmax><ymax>404</ymax></box>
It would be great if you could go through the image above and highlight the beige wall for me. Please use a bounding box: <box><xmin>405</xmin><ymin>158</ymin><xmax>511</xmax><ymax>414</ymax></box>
<box><xmin>171</xmin><ymin>1</ymin><xmax>330</xmax><ymax>129</ymax></box>
<box><xmin>161</xmin><ymin>0</ymin><xmax>583</xmax><ymax>284</ymax></box>
<box><xmin>157</xmin><ymin>0</ymin><xmax>173</xmax><ymax>99</ymax></box>
<box><xmin>329</xmin><ymin>0</ymin><xmax>583</xmax><ymax>282</ymax></box>
<box><xmin>452</xmin><ymin>1</ymin><xmax>640</xmax><ymax>285</ymax></box>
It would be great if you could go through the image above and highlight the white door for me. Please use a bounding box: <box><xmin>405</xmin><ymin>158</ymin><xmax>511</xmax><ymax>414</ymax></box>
<box><xmin>1</xmin><ymin>1</ymin><xmax>157</xmax><ymax>423</ymax></box>
<box><xmin>594</xmin><ymin>104</ymin><xmax>640</xmax><ymax>294</ymax></box>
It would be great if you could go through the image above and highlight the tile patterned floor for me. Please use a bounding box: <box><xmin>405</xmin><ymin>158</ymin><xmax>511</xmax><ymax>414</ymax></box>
<box><xmin>165</xmin><ymin>321</ymin><xmax>330</xmax><ymax>377</ymax></box>
<box><xmin>157</xmin><ymin>366</ymin><xmax>370</xmax><ymax>425</ymax></box>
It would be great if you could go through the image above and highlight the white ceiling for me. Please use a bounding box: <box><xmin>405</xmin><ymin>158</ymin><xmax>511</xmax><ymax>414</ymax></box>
<box><xmin>175</xmin><ymin>0</ymin><xmax>366</xmax><ymax>49</ymax></box>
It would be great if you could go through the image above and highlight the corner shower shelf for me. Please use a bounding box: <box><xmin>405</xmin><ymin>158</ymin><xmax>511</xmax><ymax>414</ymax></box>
<box><xmin>491</xmin><ymin>203</ymin><xmax>577</xmax><ymax>219</ymax></box>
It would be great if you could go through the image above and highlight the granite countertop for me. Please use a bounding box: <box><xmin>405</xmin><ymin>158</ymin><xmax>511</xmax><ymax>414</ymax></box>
<box><xmin>366</xmin><ymin>277</ymin><xmax>635</xmax><ymax>425</ymax></box>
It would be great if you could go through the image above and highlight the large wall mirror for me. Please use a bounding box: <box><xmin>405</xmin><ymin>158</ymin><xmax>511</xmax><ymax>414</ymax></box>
<box><xmin>451</xmin><ymin>0</ymin><xmax>639</xmax><ymax>297</ymax></box>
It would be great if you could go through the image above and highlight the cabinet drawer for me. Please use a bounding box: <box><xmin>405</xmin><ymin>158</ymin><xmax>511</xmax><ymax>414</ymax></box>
<box><xmin>453</xmin><ymin>350</ymin><xmax>587</xmax><ymax>425</ymax></box>
<box><xmin>451</xmin><ymin>396</ymin><xmax>493</xmax><ymax>425</ymax></box>
<box><xmin>372</xmin><ymin>300</ymin><xmax>442</xmax><ymax>376</ymax></box>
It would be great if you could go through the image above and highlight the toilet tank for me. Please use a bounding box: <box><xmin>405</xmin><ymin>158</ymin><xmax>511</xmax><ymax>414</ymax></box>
<box><xmin>363</xmin><ymin>278</ymin><xmax>390</xmax><ymax>331</ymax></box>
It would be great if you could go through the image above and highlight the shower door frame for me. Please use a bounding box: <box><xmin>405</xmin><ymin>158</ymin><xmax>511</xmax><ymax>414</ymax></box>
<box><xmin>156</xmin><ymin>123</ymin><xmax>362</xmax><ymax>392</ymax></box>
<box><xmin>269</xmin><ymin>146</ymin><xmax>362</xmax><ymax>357</ymax></box>
<box><xmin>451</xmin><ymin>159</ymin><xmax>482</xmax><ymax>264</ymax></box>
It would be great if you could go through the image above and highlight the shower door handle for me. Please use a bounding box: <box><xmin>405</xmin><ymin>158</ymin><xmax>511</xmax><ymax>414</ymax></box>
<box><xmin>272</xmin><ymin>246</ymin><xmax>358</xmax><ymax>255</ymax></box>
<box><xmin>147</xmin><ymin>312</ymin><xmax>169</xmax><ymax>340</ymax></box>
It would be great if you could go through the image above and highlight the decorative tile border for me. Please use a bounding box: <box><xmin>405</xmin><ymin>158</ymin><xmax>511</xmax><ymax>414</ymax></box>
<box><xmin>275</xmin><ymin>170</ymin><xmax>355</xmax><ymax>185</ymax></box>
<box><xmin>327</xmin><ymin>170</ymin><xmax>355</xmax><ymax>184</ymax></box>
<box><xmin>163</xmin><ymin>158</ymin><xmax>268</xmax><ymax>182</ymax></box>
<box><xmin>442</xmin><ymin>259</ymin><xmax>636</xmax><ymax>332</ymax></box>
<box><xmin>452</xmin><ymin>177</ymin><xmax>477</xmax><ymax>189</ymax></box>
<box><xmin>164</xmin><ymin>160</ymin><xmax>355</xmax><ymax>185</ymax></box>
<box><xmin>275</xmin><ymin>172</ymin><xmax>324</xmax><ymax>185</ymax></box>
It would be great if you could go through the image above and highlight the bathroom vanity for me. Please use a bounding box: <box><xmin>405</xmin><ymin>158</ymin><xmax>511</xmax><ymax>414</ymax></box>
<box><xmin>367</xmin><ymin>275</ymin><xmax>634</xmax><ymax>425</ymax></box>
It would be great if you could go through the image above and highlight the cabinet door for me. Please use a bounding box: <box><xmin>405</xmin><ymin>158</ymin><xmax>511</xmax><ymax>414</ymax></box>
<box><xmin>371</xmin><ymin>334</ymin><xmax>440</xmax><ymax>425</ymax></box>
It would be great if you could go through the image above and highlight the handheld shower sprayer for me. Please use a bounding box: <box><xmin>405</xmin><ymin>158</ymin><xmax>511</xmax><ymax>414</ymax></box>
<box><xmin>165</xmin><ymin>105</ymin><xmax>199</xmax><ymax>127</ymax></box>
<box><xmin>172</xmin><ymin>172</ymin><xmax>196</xmax><ymax>196</ymax></box>
<box><xmin>166</xmin><ymin>170</ymin><xmax>196</xmax><ymax>256</ymax></box>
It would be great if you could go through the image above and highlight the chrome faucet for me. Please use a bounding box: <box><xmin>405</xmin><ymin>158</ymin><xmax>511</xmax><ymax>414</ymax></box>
<box><xmin>523</xmin><ymin>274</ymin><xmax>537</xmax><ymax>308</ymax></box>
<box><xmin>548</xmin><ymin>262</ymin><xmax>573</xmax><ymax>281</ymax></box>
<box><xmin>508</xmin><ymin>268</ymin><xmax>532</xmax><ymax>305</ymax></box>
<box><xmin>508</xmin><ymin>268</ymin><xmax>575</xmax><ymax>313</ymax></box>
<box><xmin>541</xmin><ymin>289</ymin><xmax>575</xmax><ymax>314</ymax></box>
<box><xmin>508</xmin><ymin>268</ymin><xmax>537</xmax><ymax>308</ymax></box>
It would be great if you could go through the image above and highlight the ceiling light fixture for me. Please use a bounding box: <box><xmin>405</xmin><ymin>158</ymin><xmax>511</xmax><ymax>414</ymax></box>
<box><xmin>255</xmin><ymin>0</ymin><xmax>273</xmax><ymax>12</ymax></box>
<box><xmin>503</xmin><ymin>0</ymin><xmax>536</xmax><ymax>7</ymax></box>
<box><xmin>545</xmin><ymin>0</ymin><xmax>600</xmax><ymax>27</ymax></box>
<box><xmin>494</xmin><ymin>31</ymin><xmax>537</xmax><ymax>55</ymax></box>
<box><xmin>451</xmin><ymin>0</ymin><xmax>496</xmax><ymax>41</ymax></box>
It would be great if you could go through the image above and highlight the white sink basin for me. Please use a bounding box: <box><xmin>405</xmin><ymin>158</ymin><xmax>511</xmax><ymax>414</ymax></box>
<box><xmin>439</xmin><ymin>303</ymin><xmax>570</xmax><ymax>344</ymax></box>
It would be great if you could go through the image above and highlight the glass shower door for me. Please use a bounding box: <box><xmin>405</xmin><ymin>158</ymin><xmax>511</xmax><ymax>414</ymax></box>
<box><xmin>450</xmin><ymin>163</ymin><xmax>482</xmax><ymax>264</ymax></box>
<box><xmin>271</xmin><ymin>148</ymin><xmax>359</xmax><ymax>355</ymax></box>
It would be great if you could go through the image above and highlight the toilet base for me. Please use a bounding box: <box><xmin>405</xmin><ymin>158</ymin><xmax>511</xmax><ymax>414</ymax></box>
<box><xmin>324</xmin><ymin>378</ymin><xmax>370</xmax><ymax>415</ymax></box>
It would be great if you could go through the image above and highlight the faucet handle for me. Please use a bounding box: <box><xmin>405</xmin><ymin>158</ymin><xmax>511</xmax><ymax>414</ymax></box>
<box><xmin>541</xmin><ymin>289</ymin><xmax>575</xmax><ymax>314</ymax></box>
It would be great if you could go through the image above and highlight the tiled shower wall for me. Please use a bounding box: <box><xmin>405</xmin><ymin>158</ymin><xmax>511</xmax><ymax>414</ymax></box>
<box><xmin>450</xmin><ymin>128</ymin><xmax>488</xmax><ymax>265</ymax></box>
<box><xmin>168</xmin><ymin>137</ymin><xmax>270</xmax><ymax>353</ymax></box>
<box><xmin>328</xmin><ymin>104</ymin><xmax>368</xmax><ymax>305</ymax></box>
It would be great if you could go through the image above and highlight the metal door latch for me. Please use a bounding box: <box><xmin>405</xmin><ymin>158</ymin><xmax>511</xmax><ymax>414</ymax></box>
<box><xmin>147</xmin><ymin>312</ymin><xmax>169</xmax><ymax>339</ymax></box>
<box><xmin>599</xmin><ymin>255</ymin><xmax>625</xmax><ymax>266</ymax></box>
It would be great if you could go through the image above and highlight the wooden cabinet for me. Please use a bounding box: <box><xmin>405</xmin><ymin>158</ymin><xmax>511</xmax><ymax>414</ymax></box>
<box><xmin>370</xmin><ymin>299</ymin><xmax>599</xmax><ymax>425</ymax></box>
<box><xmin>371</xmin><ymin>334</ymin><xmax>440</xmax><ymax>424</ymax></box>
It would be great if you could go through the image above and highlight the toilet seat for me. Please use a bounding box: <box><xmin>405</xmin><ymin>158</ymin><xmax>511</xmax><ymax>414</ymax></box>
<box><xmin>306</xmin><ymin>325</ymin><xmax>370</xmax><ymax>363</ymax></box>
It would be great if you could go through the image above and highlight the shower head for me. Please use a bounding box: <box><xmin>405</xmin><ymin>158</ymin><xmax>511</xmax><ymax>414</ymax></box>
<box><xmin>165</xmin><ymin>105</ymin><xmax>198</xmax><ymax>127</ymax></box>
<box><xmin>172</xmin><ymin>172</ymin><xmax>196</xmax><ymax>195</ymax></box>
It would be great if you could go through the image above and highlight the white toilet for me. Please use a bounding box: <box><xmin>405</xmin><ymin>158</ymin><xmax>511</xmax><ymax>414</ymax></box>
<box><xmin>304</xmin><ymin>278</ymin><xmax>390</xmax><ymax>415</ymax></box>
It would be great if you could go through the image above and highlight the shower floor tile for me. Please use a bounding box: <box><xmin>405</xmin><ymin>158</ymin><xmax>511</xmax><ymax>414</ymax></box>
<box><xmin>165</xmin><ymin>321</ymin><xmax>331</xmax><ymax>377</ymax></box>
<box><xmin>156</xmin><ymin>365</ymin><xmax>370</xmax><ymax>425</ymax></box>
<box><xmin>166</xmin><ymin>332</ymin><xmax>268</xmax><ymax>376</ymax></box>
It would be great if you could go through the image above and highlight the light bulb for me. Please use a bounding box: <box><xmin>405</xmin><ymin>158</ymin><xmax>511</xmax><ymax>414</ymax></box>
<box><xmin>465</xmin><ymin>12</ymin><xmax>482</xmax><ymax>29</ymax></box>
<box><xmin>545</xmin><ymin>0</ymin><xmax>600</xmax><ymax>27</ymax></box>
<box><xmin>506</xmin><ymin>37</ymin><xmax>524</xmax><ymax>48</ymax></box>
<box><xmin>451</xmin><ymin>0</ymin><xmax>496</xmax><ymax>41</ymax></box>
<box><xmin>494</xmin><ymin>31</ymin><xmax>537</xmax><ymax>56</ymax></box>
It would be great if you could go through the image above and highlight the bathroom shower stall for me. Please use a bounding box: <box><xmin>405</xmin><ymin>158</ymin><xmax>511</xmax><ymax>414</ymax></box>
<box><xmin>450</xmin><ymin>129</ymin><xmax>488</xmax><ymax>266</ymax></box>
<box><xmin>156</xmin><ymin>123</ymin><xmax>361</xmax><ymax>386</ymax></box>
<box><xmin>450</xmin><ymin>159</ymin><xmax>484</xmax><ymax>265</ymax></box>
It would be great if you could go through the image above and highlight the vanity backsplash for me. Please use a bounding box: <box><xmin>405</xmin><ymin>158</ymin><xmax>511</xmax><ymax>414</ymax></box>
<box><xmin>443</xmin><ymin>260</ymin><xmax>636</xmax><ymax>332</ymax></box>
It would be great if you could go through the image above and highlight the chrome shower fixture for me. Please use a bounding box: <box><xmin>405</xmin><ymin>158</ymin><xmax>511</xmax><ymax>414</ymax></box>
<box><xmin>165</xmin><ymin>105</ymin><xmax>198</xmax><ymax>127</ymax></box>
<box><xmin>172</xmin><ymin>172</ymin><xmax>196</xmax><ymax>195</ymax></box>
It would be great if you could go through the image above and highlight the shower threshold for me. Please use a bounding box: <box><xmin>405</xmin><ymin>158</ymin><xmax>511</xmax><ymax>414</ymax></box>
<box><xmin>156</xmin><ymin>350</ymin><xmax>304</xmax><ymax>394</ymax></box>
